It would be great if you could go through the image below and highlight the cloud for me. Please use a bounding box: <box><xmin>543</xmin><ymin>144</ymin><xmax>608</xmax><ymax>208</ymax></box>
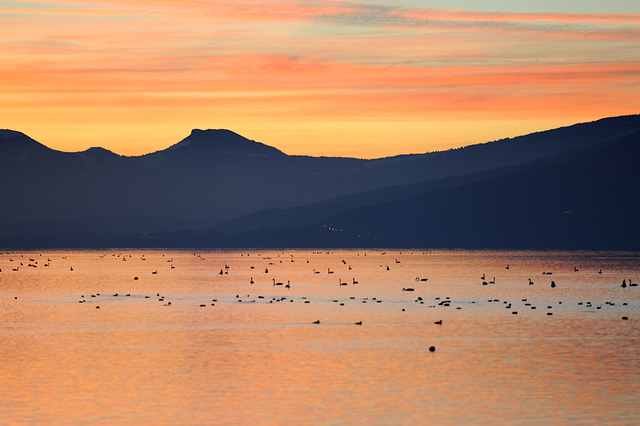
<box><xmin>2</xmin><ymin>0</ymin><xmax>639</xmax><ymax>155</ymax></box>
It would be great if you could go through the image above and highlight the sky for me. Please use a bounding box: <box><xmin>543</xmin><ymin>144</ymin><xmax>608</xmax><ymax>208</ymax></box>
<box><xmin>1</xmin><ymin>0</ymin><xmax>639</xmax><ymax>158</ymax></box>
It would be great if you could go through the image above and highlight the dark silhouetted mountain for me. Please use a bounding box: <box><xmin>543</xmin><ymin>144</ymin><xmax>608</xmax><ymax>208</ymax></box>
<box><xmin>162</xmin><ymin>129</ymin><xmax>285</xmax><ymax>157</ymax></box>
<box><xmin>215</xmin><ymin>115</ymin><xmax>640</xmax><ymax>235</ymax></box>
<box><xmin>1</xmin><ymin>115</ymin><xmax>639</xmax><ymax>248</ymax></box>
<box><xmin>0</xmin><ymin>129</ymin><xmax>60</xmax><ymax>161</ymax></box>
<box><xmin>285</xmin><ymin>128</ymin><xmax>640</xmax><ymax>249</ymax></box>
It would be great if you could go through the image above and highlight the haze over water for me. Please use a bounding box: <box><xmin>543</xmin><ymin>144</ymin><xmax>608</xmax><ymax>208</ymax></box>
<box><xmin>1</xmin><ymin>249</ymin><xmax>638</xmax><ymax>424</ymax></box>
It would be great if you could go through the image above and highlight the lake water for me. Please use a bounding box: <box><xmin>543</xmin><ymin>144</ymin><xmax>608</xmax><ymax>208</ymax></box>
<box><xmin>0</xmin><ymin>250</ymin><xmax>638</xmax><ymax>424</ymax></box>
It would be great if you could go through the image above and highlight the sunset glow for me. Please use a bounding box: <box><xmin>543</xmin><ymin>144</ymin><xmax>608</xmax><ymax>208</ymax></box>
<box><xmin>2</xmin><ymin>0</ymin><xmax>639</xmax><ymax>157</ymax></box>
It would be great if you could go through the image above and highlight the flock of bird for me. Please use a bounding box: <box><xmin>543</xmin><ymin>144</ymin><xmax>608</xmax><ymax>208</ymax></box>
<box><xmin>2</xmin><ymin>251</ymin><xmax>637</xmax><ymax>328</ymax></box>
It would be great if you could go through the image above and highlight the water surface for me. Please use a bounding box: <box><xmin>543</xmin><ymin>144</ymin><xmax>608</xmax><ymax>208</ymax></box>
<box><xmin>1</xmin><ymin>250</ymin><xmax>638</xmax><ymax>424</ymax></box>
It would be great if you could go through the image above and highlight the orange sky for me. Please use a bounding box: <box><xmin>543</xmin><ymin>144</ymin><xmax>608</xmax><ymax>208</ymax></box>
<box><xmin>2</xmin><ymin>1</ymin><xmax>639</xmax><ymax>158</ymax></box>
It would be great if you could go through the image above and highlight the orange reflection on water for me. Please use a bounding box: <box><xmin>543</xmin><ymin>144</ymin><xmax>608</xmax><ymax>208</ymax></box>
<box><xmin>0</xmin><ymin>250</ymin><xmax>638</xmax><ymax>424</ymax></box>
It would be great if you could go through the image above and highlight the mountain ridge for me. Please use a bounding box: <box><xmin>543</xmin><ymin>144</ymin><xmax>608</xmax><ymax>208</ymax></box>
<box><xmin>306</xmin><ymin>128</ymin><xmax>640</xmax><ymax>249</ymax></box>
<box><xmin>1</xmin><ymin>114</ymin><xmax>639</xmax><ymax>248</ymax></box>
<box><xmin>157</xmin><ymin>128</ymin><xmax>286</xmax><ymax>157</ymax></box>
<box><xmin>2</xmin><ymin>114</ymin><xmax>640</xmax><ymax>160</ymax></box>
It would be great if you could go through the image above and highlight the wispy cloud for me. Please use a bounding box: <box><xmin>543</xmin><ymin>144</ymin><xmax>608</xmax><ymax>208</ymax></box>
<box><xmin>2</xmin><ymin>0</ymin><xmax>639</xmax><ymax>156</ymax></box>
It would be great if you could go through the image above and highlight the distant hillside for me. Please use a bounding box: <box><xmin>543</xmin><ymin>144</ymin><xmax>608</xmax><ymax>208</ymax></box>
<box><xmin>290</xmin><ymin>128</ymin><xmax>640</xmax><ymax>249</ymax></box>
<box><xmin>1</xmin><ymin>115</ymin><xmax>639</xmax><ymax>248</ymax></box>
<box><xmin>215</xmin><ymin>115</ymin><xmax>640</xmax><ymax>234</ymax></box>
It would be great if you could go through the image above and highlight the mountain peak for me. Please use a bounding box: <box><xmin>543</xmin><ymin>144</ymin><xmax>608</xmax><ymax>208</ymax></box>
<box><xmin>0</xmin><ymin>129</ymin><xmax>33</xmax><ymax>142</ymax></box>
<box><xmin>0</xmin><ymin>129</ymin><xmax>53</xmax><ymax>161</ymax></box>
<box><xmin>82</xmin><ymin>146</ymin><xmax>117</xmax><ymax>155</ymax></box>
<box><xmin>167</xmin><ymin>128</ymin><xmax>286</xmax><ymax>157</ymax></box>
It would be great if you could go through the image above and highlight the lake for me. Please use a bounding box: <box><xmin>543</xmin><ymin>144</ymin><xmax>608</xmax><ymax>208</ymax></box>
<box><xmin>0</xmin><ymin>249</ymin><xmax>638</xmax><ymax>424</ymax></box>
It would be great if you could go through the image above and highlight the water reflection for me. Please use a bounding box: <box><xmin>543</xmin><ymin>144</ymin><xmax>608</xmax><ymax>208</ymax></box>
<box><xmin>0</xmin><ymin>250</ymin><xmax>638</xmax><ymax>424</ymax></box>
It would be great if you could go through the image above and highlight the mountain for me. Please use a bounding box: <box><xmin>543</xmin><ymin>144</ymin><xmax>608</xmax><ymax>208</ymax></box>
<box><xmin>1</xmin><ymin>114</ymin><xmax>639</xmax><ymax>248</ymax></box>
<box><xmin>268</xmin><ymin>128</ymin><xmax>640</xmax><ymax>249</ymax></box>
<box><xmin>215</xmin><ymin>115</ymin><xmax>640</xmax><ymax>234</ymax></box>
